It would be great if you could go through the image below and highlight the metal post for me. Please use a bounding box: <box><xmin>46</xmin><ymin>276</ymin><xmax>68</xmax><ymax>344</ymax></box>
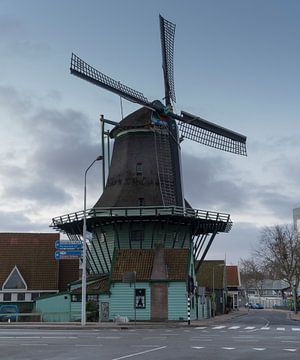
<box><xmin>81</xmin><ymin>155</ymin><xmax>103</xmax><ymax>326</ymax></box>
<box><xmin>187</xmin><ymin>295</ymin><xmax>191</xmax><ymax>325</ymax></box>
<box><xmin>134</xmin><ymin>271</ymin><xmax>136</xmax><ymax>326</ymax></box>
<box><xmin>212</xmin><ymin>267</ymin><xmax>215</xmax><ymax>317</ymax></box>
<box><xmin>100</xmin><ymin>115</ymin><xmax>106</xmax><ymax>192</ymax></box>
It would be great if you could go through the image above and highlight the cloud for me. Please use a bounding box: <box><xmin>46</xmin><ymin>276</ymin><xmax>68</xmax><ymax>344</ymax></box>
<box><xmin>207</xmin><ymin>222</ymin><xmax>261</xmax><ymax>264</ymax></box>
<box><xmin>182</xmin><ymin>153</ymin><xmax>250</xmax><ymax>212</ymax></box>
<box><xmin>0</xmin><ymin>210</ymin><xmax>49</xmax><ymax>233</ymax></box>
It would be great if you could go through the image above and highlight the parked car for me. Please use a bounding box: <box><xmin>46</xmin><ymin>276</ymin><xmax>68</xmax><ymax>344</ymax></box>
<box><xmin>254</xmin><ymin>303</ymin><xmax>264</xmax><ymax>309</ymax></box>
<box><xmin>245</xmin><ymin>302</ymin><xmax>264</xmax><ymax>309</ymax></box>
<box><xmin>0</xmin><ymin>305</ymin><xmax>19</xmax><ymax>322</ymax></box>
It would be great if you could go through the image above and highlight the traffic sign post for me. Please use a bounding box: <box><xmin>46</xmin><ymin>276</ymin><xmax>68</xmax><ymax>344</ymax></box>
<box><xmin>55</xmin><ymin>240</ymin><xmax>82</xmax><ymax>250</ymax></box>
<box><xmin>55</xmin><ymin>250</ymin><xmax>82</xmax><ymax>260</ymax></box>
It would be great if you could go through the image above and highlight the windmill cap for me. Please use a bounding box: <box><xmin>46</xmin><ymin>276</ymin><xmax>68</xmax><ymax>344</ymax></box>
<box><xmin>110</xmin><ymin>107</ymin><xmax>153</xmax><ymax>138</ymax></box>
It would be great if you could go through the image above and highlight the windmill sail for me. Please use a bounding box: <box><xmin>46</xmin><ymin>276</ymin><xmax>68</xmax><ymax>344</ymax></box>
<box><xmin>70</xmin><ymin>53</ymin><xmax>151</xmax><ymax>107</ymax></box>
<box><xmin>178</xmin><ymin>111</ymin><xmax>247</xmax><ymax>156</ymax></box>
<box><xmin>160</xmin><ymin>15</ymin><xmax>176</xmax><ymax>105</ymax></box>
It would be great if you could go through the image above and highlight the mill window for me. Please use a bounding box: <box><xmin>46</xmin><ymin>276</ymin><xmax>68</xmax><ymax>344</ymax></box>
<box><xmin>130</xmin><ymin>230</ymin><xmax>144</xmax><ymax>242</ymax></box>
<box><xmin>136</xmin><ymin>163</ymin><xmax>143</xmax><ymax>175</ymax></box>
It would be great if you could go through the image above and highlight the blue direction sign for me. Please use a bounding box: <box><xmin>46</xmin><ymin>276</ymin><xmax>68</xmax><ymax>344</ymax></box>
<box><xmin>55</xmin><ymin>250</ymin><xmax>82</xmax><ymax>260</ymax></box>
<box><xmin>55</xmin><ymin>240</ymin><xmax>82</xmax><ymax>250</ymax></box>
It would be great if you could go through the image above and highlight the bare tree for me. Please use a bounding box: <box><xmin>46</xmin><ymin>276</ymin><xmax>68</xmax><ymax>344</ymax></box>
<box><xmin>256</xmin><ymin>225</ymin><xmax>300</xmax><ymax>314</ymax></box>
<box><xmin>239</xmin><ymin>257</ymin><xmax>265</xmax><ymax>298</ymax></box>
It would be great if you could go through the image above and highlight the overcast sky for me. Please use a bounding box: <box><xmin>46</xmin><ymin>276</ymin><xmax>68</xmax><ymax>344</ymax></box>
<box><xmin>0</xmin><ymin>0</ymin><xmax>299</xmax><ymax>264</ymax></box>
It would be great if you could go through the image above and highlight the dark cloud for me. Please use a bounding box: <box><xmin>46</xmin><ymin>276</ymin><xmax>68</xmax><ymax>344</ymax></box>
<box><xmin>0</xmin><ymin>85</ymin><xmax>32</xmax><ymax>115</ymax></box>
<box><xmin>0</xmin><ymin>210</ymin><xmax>49</xmax><ymax>233</ymax></box>
<box><xmin>4</xmin><ymin>178</ymin><xmax>72</xmax><ymax>206</ymax></box>
<box><xmin>182</xmin><ymin>152</ymin><xmax>250</xmax><ymax>212</ymax></box>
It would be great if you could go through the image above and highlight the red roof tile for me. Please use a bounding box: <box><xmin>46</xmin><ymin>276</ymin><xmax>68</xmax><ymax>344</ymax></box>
<box><xmin>226</xmin><ymin>265</ymin><xmax>240</xmax><ymax>287</ymax></box>
<box><xmin>111</xmin><ymin>248</ymin><xmax>189</xmax><ymax>281</ymax></box>
<box><xmin>0</xmin><ymin>233</ymin><xmax>77</xmax><ymax>291</ymax></box>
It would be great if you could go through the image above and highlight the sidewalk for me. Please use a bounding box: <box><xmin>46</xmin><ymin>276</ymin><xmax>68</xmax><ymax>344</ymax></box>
<box><xmin>0</xmin><ymin>309</ymin><xmax>249</xmax><ymax>330</ymax></box>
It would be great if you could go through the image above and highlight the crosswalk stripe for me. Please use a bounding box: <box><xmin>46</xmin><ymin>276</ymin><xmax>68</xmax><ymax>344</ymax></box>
<box><xmin>244</xmin><ymin>326</ymin><xmax>255</xmax><ymax>330</ymax></box>
<box><xmin>228</xmin><ymin>326</ymin><xmax>240</xmax><ymax>329</ymax></box>
<box><xmin>292</xmin><ymin>328</ymin><xmax>300</xmax><ymax>331</ymax></box>
<box><xmin>276</xmin><ymin>327</ymin><xmax>285</xmax><ymax>331</ymax></box>
<box><xmin>283</xmin><ymin>349</ymin><xmax>296</xmax><ymax>352</ymax></box>
<box><xmin>213</xmin><ymin>326</ymin><xmax>226</xmax><ymax>329</ymax></box>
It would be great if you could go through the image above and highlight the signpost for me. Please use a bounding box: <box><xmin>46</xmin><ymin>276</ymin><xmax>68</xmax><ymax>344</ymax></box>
<box><xmin>54</xmin><ymin>240</ymin><xmax>82</xmax><ymax>260</ymax></box>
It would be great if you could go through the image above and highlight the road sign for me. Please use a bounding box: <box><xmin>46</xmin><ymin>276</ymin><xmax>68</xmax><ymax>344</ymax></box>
<box><xmin>55</xmin><ymin>250</ymin><xmax>82</xmax><ymax>260</ymax></box>
<box><xmin>55</xmin><ymin>240</ymin><xmax>82</xmax><ymax>250</ymax></box>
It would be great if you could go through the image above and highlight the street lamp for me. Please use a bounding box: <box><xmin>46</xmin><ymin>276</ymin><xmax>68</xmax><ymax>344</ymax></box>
<box><xmin>81</xmin><ymin>155</ymin><xmax>103</xmax><ymax>326</ymax></box>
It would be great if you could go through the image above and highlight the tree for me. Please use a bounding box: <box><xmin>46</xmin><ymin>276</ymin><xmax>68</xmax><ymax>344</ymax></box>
<box><xmin>256</xmin><ymin>225</ymin><xmax>300</xmax><ymax>314</ymax></box>
<box><xmin>239</xmin><ymin>257</ymin><xmax>265</xmax><ymax>298</ymax></box>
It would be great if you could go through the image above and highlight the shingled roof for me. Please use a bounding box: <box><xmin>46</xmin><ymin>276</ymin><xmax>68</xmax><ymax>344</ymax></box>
<box><xmin>0</xmin><ymin>233</ymin><xmax>79</xmax><ymax>291</ymax></box>
<box><xmin>111</xmin><ymin>248</ymin><xmax>190</xmax><ymax>282</ymax></box>
<box><xmin>226</xmin><ymin>265</ymin><xmax>240</xmax><ymax>287</ymax></box>
<box><xmin>71</xmin><ymin>275</ymin><xmax>109</xmax><ymax>294</ymax></box>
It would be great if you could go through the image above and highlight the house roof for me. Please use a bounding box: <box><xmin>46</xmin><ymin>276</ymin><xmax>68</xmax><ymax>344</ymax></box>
<box><xmin>71</xmin><ymin>275</ymin><xmax>109</xmax><ymax>294</ymax></box>
<box><xmin>111</xmin><ymin>248</ymin><xmax>189</xmax><ymax>281</ymax></box>
<box><xmin>226</xmin><ymin>265</ymin><xmax>240</xmax><ymax>287</ymax></box>
<box><xmin>0</xmin><ymin>233</ymin><xmax>78</xmax><ymax>291</ymax></box>
<box><xmin>196</xmin><ymin>260</ymin><xmax>225</xmax><ymax>289</ymax></box>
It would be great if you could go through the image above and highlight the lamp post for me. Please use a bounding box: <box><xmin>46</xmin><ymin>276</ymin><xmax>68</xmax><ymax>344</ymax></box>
<box><xmin>81</xmin><ymin>155</ymin><xmax>103</xmax><ymax>326</ymax></box>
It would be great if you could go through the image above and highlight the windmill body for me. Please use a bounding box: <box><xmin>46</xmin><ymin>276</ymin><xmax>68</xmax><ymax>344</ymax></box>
<box><xmin>51</xmin><ymin>15</ymin><xmax>247</xmax><ymax>321</ymax></box>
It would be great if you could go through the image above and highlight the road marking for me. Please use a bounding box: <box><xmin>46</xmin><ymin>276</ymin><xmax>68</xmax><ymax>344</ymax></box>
<box><xmin>21</xmin><ymin>343</ymin><xmax>48</xmax><ymax>346</ymax></box>
<box><xmin>283</xmin><ymin>349</ymin><xmax>296</xmax><ymax>352</ymax></box>
<box><xmin>244</xmin><ymin>326</ymin><xmax>255</xmax><ymax>330</ymax></box>
<box><xmin>212</xmin><ymin>326</ymin><xmax>226</xmax><ymax>329</ymax></box>
<box><xmin>195</xmin><ymin>327</ymin><xmax>207</xmax><ymax>330</ymax></box>
<box><xmin>260</xmin><ymin>327</ymin><xmax>270</xmax><ymax>330</ymax></box>
<box><xmin>292</xmin><ymin>328</ymin><xmax>300</xmax><ymax>331</ymax></box>
<box><xmin>75</xmin><ymin>344</ymin><xmax>103</xmax><ymax>347</ymax></box>
<box><xmin>228</xmin><ymin>326</ymin><xmax>240</xmax><ymax>329</ymax></box>
<box><xmin>190</xmin><ymin>338</ymin><xmax>212</xmax><ymax>341</ymax></box>
<box><xmin>111</xmin><ymin>346</ymin><xmax>167</xmax><ymax>360</ymax></box>
<box><xmin>276</xmin><ymin>327</ymin><xmax>285</xmax><ymax>331</ymax></box>
<box><xmin>41</xmin><ymin>336</ymin><xmax>78</xmax><ymax>339</ymax></box>
<box><xmin>192</xmin><ymin>346</ymin><xmax>205</xmax><ymax>349</ymax></box>
<box><xmin>97</xmin><ymin>336</ymin><xmax>121</xmax><ymax>339</ymax></box>
<box><xmin>253</xmin><ymin>348</ymin><xmax>266</xmax><ymax>351</ymax></box>
<box><xmin>222</xmin><ymin>347</ymin><xmax>235</xmax><ymax>350</ymax></box>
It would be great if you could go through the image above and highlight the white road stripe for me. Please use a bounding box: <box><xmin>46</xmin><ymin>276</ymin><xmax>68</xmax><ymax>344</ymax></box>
<box><xmin>213</xmin><ymin>326</ymin><xmax>226</xmax><ymax>329</ymax></box>
<box><xmin>260</xmin><ymin>327</ymin><xmax>270</xmax><ymax>330</ymax></box>
<box><xmin>195</xmin><ymin>327</ymin><xmax>207</xmax><ymax>330</ymax></box>
<box><xmin>244</xmin><ymin>326</ymin><xmax>255</xmax><ymax>330</ymax></box>
<box><xmin>97</xmin><ymin>336</ymin><xmax>120</xmax><ymax>339</ymax></box>
<box><xmin>228</xmin><ymin>326</ymin><xmax>240</xmax><ymax>329</ymax></box>
<box><xmin>276</xmin><ymin>327</ymin><xmax>285</xmax><ymax>331</ymax></box>
<box><xmin>253</xmin><ymin>348</ymin><xmax>266</xmax><ymax>351</ymax></box>
<box><xmin>222</xmin><ymin>347</ymin><xmax>235</xmax><ymax>350</ymax></box>
<box><xmin>283</xmin><ymin>349</ymin><xmax>296</xmax><ymax>352</ymax></box>
<box><xmin>111</xmin><ymin>346</ymin><xmax>167</xmax><ymax>360</ymax></box>
<box><xmin>192</xmin><ymin>346</ymin><xmax>205</xmax><ymax>349</ymax></box>
<box><xmin>292</xmin><ymin>328</ymin><xmax>300</xmax><ymax>331</ymax></box>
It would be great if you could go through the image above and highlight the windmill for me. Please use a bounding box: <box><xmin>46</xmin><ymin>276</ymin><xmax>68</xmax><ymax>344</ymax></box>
<box><xmin>70</xmin><ymin>15</ymin><xmax>246</xmax><ymax>209</ymax></box>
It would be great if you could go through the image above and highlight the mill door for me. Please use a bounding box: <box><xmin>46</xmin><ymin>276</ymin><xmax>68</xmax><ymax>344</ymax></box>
<box><xmin>151</xmin><ymin>283</ymin><xmax>168</xmax><ymax>320</ymax></box>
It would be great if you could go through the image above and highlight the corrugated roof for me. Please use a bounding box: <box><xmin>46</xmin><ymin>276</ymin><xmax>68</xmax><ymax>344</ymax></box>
<box><xmin>111</xmin><ymin>248</ymin><xmax>189</xmax><ymax>281</ymax></box>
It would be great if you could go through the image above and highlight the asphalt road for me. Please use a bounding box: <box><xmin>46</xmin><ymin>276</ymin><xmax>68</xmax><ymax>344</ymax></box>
<box><xmin>0</xmin><ymin>310</ymin><xmax>299</xmax><ymax>359</ymax></box>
